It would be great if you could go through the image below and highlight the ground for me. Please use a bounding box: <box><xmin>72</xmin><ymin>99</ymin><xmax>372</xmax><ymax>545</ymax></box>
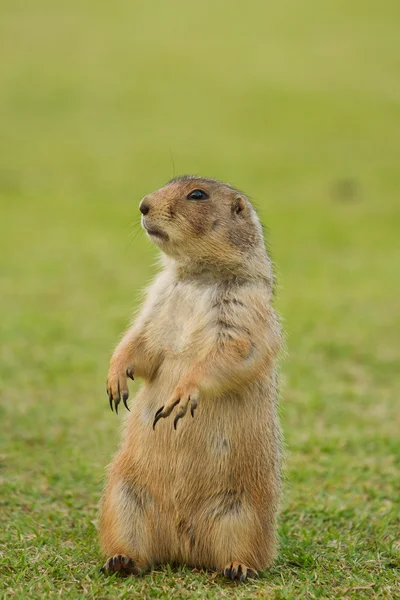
<box><xmin>0</xmin><ymin>1</ymin><xmax>399</xmax><ymax>598</ymax></box>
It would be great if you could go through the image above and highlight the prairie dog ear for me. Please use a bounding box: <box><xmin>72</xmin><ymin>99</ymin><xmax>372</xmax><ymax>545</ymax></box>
<box><xmin>232</xmin><ymin>196</ymin><xmax>246</xmax><ymax>216</ymax></box>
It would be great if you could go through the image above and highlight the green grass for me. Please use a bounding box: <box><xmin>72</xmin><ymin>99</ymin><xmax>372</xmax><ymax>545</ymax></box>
<box><xmin>0</xmin><ymin>0</ymin><xmax>399</xmax><ymax>598</ymax></box>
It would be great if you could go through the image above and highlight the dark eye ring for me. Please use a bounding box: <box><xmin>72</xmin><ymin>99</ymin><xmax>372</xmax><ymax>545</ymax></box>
<box><xmin>187</xmin><ymin>189</ymin><xmax>209</xmax><ymax>201</ymax></box>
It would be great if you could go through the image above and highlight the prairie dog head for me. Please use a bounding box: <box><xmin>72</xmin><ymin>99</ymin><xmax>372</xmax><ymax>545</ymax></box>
<box><xmin>139</xmin><ymin>176</ymin><xmax>266</xmax><ymax>268</ymax></box>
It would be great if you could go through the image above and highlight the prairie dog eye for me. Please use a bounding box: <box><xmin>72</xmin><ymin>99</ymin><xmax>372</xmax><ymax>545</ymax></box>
<box><xmin>187</xmin><ymin>189</ymin><xmax>209</xmax><ymax>201</ymax></box>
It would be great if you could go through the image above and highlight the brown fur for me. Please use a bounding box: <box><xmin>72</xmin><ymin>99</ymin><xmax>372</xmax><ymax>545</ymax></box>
<box><xmin>100</xmin><ymin>176</ymin><xmax>283</xmax><ymax>580</ymax></box>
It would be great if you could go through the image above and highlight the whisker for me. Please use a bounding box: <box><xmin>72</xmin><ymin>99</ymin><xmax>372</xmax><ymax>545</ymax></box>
<box><xmin>168</xmin><ymin>148</ymin><xmax>176</xmax><ymax>179</ymax></box>
<box><xmin>125</xmin><ymin>221</ymin><xmax>143</xmax><ymax>252</ymax></box>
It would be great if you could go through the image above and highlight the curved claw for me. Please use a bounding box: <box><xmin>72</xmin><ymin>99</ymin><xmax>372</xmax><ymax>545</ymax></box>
<box><xmin>250</xmin><ymin>570</ymin><xmax>259</xmax><ymax>579</ymax></box>
<box><xmin>155</xmin><ymin>406</ymin><xmax>164</xmax><ymax>418</ymax></box>
<box><xmin>153</xmin><ymin>398</ymin><xmax>180</xmax><ymax>430</ymax></box>
<box><xmin>126</xmin><ymin>367</ymin><xmax>134</xmax><ymax>381</ymax></box>
<box><xmin>190</xmin><ymin>397</ymin><xmax>198</xmax><ymax>418</ymax></box>
<box><xmin>173</xmin><ymin>402</ymin><xmax>189</xmax><ymax>430</ymax></box>
<box><xmin>223</xmin><ymin>561</ymin><xmax>257</xmax><ymax>582</ymax></box>
<box><xmin>153</xmin><ymin>406</ymin><xmax>165</xmax><ymax>430</ymax></box>
<box><xmin>114</xmin><ymin>382</ymin><xmax>121</xmax><ymax>415</ymax></box>
<box><xmin>109</xmin><ymin>393</ymin><xmax>113</xmax><ymax>412</ymax></box>
<box><xmin>122</xmin><ymin>391</ymin><xmax>130</xmax><ymax>411</ymax></box>
<box><xmin>231</xmin><ymin>565</ymin><xmax>238</xmax><ymax>580</ymax></box>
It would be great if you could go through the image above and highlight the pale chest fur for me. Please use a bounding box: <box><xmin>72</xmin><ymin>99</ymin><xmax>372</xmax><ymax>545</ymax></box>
<box><xmin>143</xmin><ymin>276</ymin><xmax>218</xmax><ymax>360</ymax></box>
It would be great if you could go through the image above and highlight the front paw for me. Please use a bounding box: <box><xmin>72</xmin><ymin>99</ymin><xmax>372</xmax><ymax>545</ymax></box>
<box><xmin>106</xmin><ymin>363</ymin><xmax>134</xmax><ymax>414</ymax></box>
<box><xmin>153</xmin><ymin>386</ymin><xmax>199</xmax><ymax>430</ymax></box>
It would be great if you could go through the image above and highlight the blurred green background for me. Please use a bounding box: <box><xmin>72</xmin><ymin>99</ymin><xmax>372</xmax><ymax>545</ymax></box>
<box><xmin>0</xmin><ymin>1</ymin><xmax>399</xmax><ymax>598</ymax></box>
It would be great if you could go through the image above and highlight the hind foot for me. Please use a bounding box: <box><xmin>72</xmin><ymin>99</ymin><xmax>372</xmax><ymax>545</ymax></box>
<box><xmin>223</xmin><ymin>561</ymin><xmax>259</xmax><ymax>582</ymax></box>
<box><xmin>101</xmin><ymin>554</ymin><xmax>142</xmax><ymax>576</ymax></box>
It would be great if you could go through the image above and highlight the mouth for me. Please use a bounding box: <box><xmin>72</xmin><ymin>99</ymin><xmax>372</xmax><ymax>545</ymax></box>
<box><xmin>143</xmin><ymin>223</ymin><xmax>169</xmax><ymax>242</ymax></box>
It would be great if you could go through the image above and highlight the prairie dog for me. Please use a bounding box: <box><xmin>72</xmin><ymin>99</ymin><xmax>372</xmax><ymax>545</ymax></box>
<box><xmin>100</xmin><ymin>176</ymin><xmax>282</xmax><ymax>581</ymax></box>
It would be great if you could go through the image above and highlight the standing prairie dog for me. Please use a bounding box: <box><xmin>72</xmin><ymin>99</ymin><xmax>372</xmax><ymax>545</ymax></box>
<box><xmin>100</xmin><ymin>176</ymin><xmax>282</xmax><ymax>581</ymax></box>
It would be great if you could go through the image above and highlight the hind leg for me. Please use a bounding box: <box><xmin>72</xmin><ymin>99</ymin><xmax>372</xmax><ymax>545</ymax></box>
<box><xmin>99</xmin><ymin>476</ymin><xmax>154</xmax><ymax>576</ymax></box>
<box><xmin>213</xmin><ymin>511</ymin><xmax>277</xmax><ymax>581</ymax></box>
<box><xmin>186</xmin><ymin>492</ymin><xmax>278</xmax><ymax>581</ymax></box>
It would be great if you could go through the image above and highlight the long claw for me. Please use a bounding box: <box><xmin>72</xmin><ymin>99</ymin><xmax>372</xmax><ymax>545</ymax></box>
<box><xmin>109</xmin><ymin>393</ymin><xmax>113</xmax><ymax>412</ymax></box>
<box><xmin>153</xmin><ymin>406</ymin><xmax>165</xmax><ymax>430</ymax></box>
<box><xmin>155</xmin><ymin>406</ymin><xmax>164</xmax><ymax>418</ymax></box>
<box><xmin>190</xmin><ymin>397</ymin><xmax>198</xmax><ymax>418</ymax></box>
<box><xmin>122</xmin><ymin>391</ymin><xmax>130</xmax><ymax>411</ymax></box>
<box><xmin>224</xmin><ymin>563</ymin><xmax>232</xmax><ymax>579</ymax></box>
<box><xmin>153</xmin><ymin>398</ymin><xmax>181</xmax><ymax>429</ymax></box>
<box><xmin>248</xmin><ymin>569</ymin><xmax>259</xmax><ymax>579</ymax></box>
<box><xmin>173</xmin><ymin>404</ymin><xmax>188</xmax><ymax>430</ymax></box>
<box><xmin>114</xmin><ymin>383</ymin><xmax>121</xmax><ymax>415</ymax></box>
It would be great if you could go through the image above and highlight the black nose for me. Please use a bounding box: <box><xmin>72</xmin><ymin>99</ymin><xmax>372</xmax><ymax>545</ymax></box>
<box><xmin>139</xmin><ymin>198</ymin><xmax>150</xmax><ymax>215</ymax></box>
